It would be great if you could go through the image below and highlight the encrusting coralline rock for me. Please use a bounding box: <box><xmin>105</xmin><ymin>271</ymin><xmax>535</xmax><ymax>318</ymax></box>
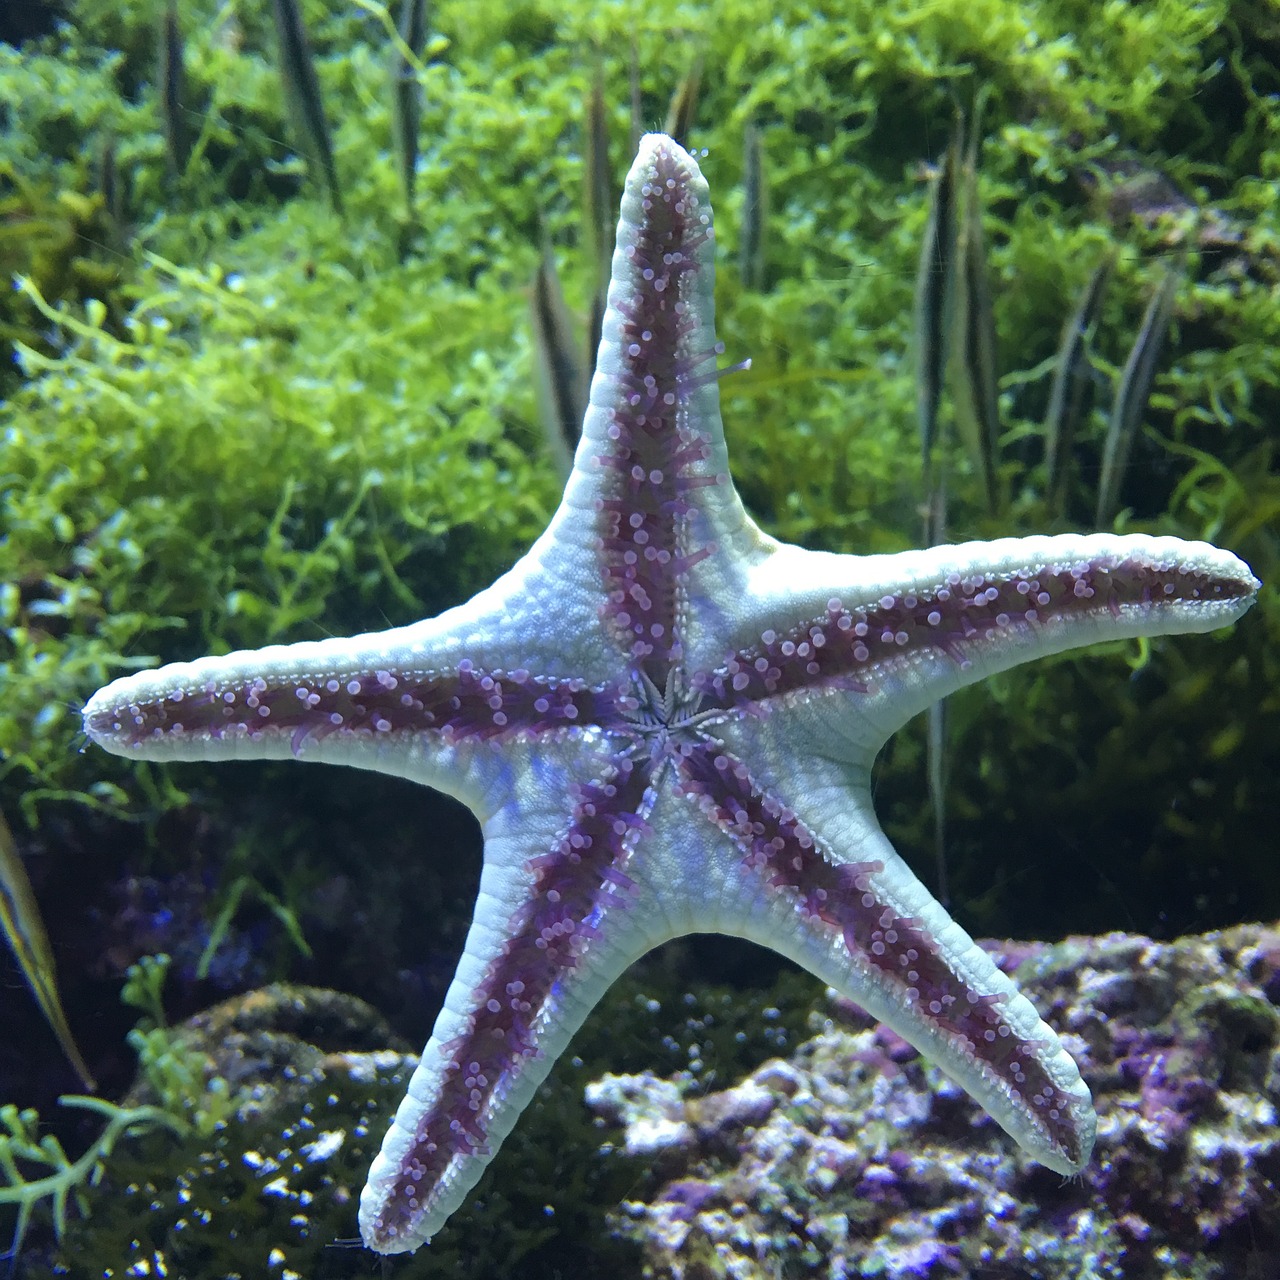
<box><xmin>585</xmin><ymin>925</ymin><xmax>1280</xmax><ymax>1279</ymax></box>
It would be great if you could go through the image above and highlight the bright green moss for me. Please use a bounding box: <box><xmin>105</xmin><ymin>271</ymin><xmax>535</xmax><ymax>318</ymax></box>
<box><xmin>1</xmin><ymin>0</ymin><xmax>1276</xmax><ymax>892</ymax></box>
<box><xmin>0</xmin><ymin>0</ymin><xmax>1274</xmax><ymax>885</ymax></box>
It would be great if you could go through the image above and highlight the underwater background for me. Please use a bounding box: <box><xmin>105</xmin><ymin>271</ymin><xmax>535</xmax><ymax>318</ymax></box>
<box><xmin>1</xmin><ymin>0</ymin><xmax>1277</xmax><ymax>1274</ymax></box>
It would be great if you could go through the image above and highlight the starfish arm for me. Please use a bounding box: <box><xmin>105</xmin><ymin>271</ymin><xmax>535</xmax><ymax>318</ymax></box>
<box><xmin>673</xmin><ymin>733</ymin><xmax>1095</xmax><ymax>1174</ymax></box>
<box><xmin>533</xmin><ymin>133</ymin><xmax>764</xmax><ymax>687</ymax></box>
<box><xmin>358</xmin><ymin>752</ymin><xmax>662</xmax><ymax>1253</ymax></box>
<box><xmin>82</xmin><ymin>571</ymin><xmax>632</xmax><ymax>808</ymax></box>
<box><xmin>695</xmin><ymin>532</ymin><xmax>1258</xmax><ymax>743</ymax></box>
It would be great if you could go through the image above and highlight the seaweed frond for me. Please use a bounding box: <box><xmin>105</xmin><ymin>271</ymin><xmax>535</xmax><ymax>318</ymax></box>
<box><xmin>0</xmin><ymin>1096</ymin><xmax>185</xmax><ymax>1261</ymax></box>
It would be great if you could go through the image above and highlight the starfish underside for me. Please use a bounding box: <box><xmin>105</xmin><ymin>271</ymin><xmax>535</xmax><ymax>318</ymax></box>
<box><xmin>84</xmin><ymin>135</ymin><xmax>1259</xmax><ymax>1254</ymax></box>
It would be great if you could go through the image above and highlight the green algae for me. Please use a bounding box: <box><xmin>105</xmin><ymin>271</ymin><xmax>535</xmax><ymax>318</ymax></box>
<box><xmin>121</xmin><ymin>953</ymin><xmax>243</xmax><ymax>1136</ymax></box>
<box><xmin>0</xmin><ymin>1095</ymin><xmax>185</xmax><ymax>1263</ymax></box>
<box><xmin>0</xmin><ymin>0</ymin><xmax>1278</xmax><ymax>1268</ymax></box>
<box><xmin>2</xmin><ymin>0</ymin><xmax>1276</xmax><ymax>893</ymax></box>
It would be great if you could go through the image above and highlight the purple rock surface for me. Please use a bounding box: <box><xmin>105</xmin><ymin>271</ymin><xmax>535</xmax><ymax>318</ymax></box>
<box><xmin>586</xmin><ymin>925</ymin><xmax>1280</xmax><ymax>1279</ymax></box>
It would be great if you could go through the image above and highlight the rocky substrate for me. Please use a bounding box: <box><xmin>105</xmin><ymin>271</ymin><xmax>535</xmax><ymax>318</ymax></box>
<box><xmin>585</xmin><ymin>925</ymin><xmax>1280</xmax><ymax>1279</ymax></box>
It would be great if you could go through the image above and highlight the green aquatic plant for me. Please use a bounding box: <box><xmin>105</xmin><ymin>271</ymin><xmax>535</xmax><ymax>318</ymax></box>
<box><xmin>0</xmin><ymin>956</ymin><xmax>228</xmax><ymax>1257</ymax></box>
<box><xmin>121</xmin><ymin>953</ymin><xmax>242</xmax><ymax>1136</ymax></box>
<box><xmin>197</xmin><ymin>874</ymin><xmax>312</xmax><ymax>979</ymax></box>
<box><xmin>125</xmin><ymin>1029</ymin><xmax>237</xmax><ymax>1138</ymax></box>
<box><xmin>3</xmin><ymin>0</ymin><xmax>1274</xmax><ymax>844</ymax></box>
<box><xmin>1</xmin><ymin>245</ymin><xmax>553</xmax><ymax>825</ymax></box>
<box><xmin>0</xmin><ymin>1097</ymin><xmax>184</xmax><ymax>1261</ymax></box>
<box><xmin>119</xmin><ymin>951</ymin><xmax>171</xmax><ymax>1027</ymax></box>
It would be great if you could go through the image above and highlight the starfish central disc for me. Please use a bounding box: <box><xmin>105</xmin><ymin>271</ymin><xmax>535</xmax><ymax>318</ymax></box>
<box><xmin>621</xmin><ymin>667</ymin><xmax>720</xmax><ymax>755</ymax></box>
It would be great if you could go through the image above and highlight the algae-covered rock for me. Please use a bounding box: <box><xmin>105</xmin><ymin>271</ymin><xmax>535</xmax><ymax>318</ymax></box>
<box><xmin>29</xmin><ymin>982</ymin><xmax>634</xmax><ymax>1278</ymax></box>
<box><xmin>19</xmin><ymin>972</ymin><xmax>813</xmax><ymax>1276</ymax></box>
<box><xmin>587</xmin><ymin>925</ymin><xmax>1280</xmax><ymax>1278</ymax></box>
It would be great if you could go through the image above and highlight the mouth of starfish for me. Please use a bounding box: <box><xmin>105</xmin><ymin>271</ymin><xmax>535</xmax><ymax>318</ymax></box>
<box><xmin>618</xmin><ymin>665</ymin><xmax>725</xmax><ymax>755</ymax></box>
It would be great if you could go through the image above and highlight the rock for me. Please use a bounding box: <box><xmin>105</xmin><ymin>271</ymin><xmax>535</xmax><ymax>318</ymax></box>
<box><xmin>586</xmin><ymin>1070</ymin><xmax>696</xmax><ymax>1156</ymax></box>
<box><xmin>585</xmin><ymin>925</ymin><xmax>1280</xmax><ymax>1279</ymax></box>
<box><xmin>33</xmin><ymin>985</ymin><xmax>423</xmax><ymax>1279</ymax></box>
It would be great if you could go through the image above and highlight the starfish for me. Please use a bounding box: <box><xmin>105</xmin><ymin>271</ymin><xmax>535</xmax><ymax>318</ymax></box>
<box><xmin>83</xmin><ymin>134</ymin><xmax>1258</xmax><ymax>1254</ymax></box>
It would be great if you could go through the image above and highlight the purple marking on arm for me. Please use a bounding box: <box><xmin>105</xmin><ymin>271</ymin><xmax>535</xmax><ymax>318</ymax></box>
<box><xmin>675</xmin><ymin>738</ymin><xmax>1089</xmax><ymax>1168</ymax></box>
<box><xmin>695</xmin><ymin>555</ymin><xmax>1255</xmax><ymax>710</ymax></box>
<box><xmin>84</xmin><ymin>660</ymin><xmax>619</xmax><ymax>753</ymax></box>
<box><xmin>593</xmin><ymin>148</ymin><xmax>717</xmax><ymax>682</ymax></box>
<box><xmin>366</xmin><ymin>757</ymin><xmax>652</xmax><ymax>1243</ymax></box>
